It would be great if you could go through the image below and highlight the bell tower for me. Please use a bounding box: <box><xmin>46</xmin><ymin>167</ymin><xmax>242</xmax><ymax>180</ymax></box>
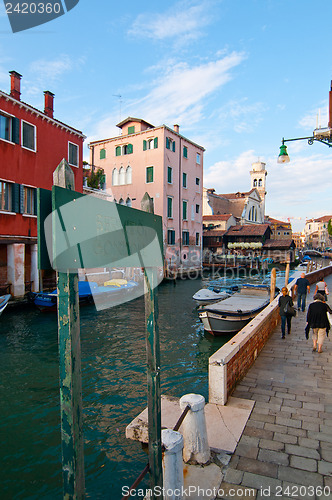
<box><xmin>250</xmin><ymin>161</ymin><xmax>267</xmax><ymax>220</ymax></box>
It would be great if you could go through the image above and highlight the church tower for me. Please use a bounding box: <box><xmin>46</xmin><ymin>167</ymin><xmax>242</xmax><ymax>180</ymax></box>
<box><xmin>250</xmin><ymin>161</ymin><xmax>267</xmax><ymax>221</ymax></box>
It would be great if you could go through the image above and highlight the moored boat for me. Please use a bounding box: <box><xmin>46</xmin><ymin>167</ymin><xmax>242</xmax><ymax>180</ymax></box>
<box><xmin>0</xmin><ymin>294</ymin><xmax>11</xmax><ymax>316</ymax></box>
<box><xmin>198</xmin><ymin>284</ymin><xmax>271</xmax><ymax>336</ymax></box>
<box><xmin>193</xmin><ymin>285</ymin><xmax>238</xmax><ymax>306</ymax></box>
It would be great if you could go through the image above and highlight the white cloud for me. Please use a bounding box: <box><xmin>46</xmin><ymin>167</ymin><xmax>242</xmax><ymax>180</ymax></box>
<box><xmin>214</xmin><ymin>98</ymin><xmax>267</xmax><ymax>133</ymax></box>
<box><xmin>298</xmin><ymin>100</ymin><xmax>328</xmax><ymax>130</ymax></box>
<box><xmin>128</xmin><ymin>0</ymin><xmax>213</xmax><ymax>42</ymax></box>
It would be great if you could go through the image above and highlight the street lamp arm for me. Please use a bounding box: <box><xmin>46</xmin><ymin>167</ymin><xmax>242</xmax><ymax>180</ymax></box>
<box><xmin>282</xmin><ymin>136</ymin><xmax>332</xmax><ymax>147</ymax></box>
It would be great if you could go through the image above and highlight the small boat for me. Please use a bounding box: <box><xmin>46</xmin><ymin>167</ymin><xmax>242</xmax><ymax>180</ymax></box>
<box><xmin>33</xmin><ymin>280</ymin><xmax>138</xmax><ymax>312</ymax></box>
<box><xmin>193</xmin><ymin>286</ymin><xmax>238</xmax><ymax>306</ymax></box>
<box><xmin>0</xmin><ymin>294</ymin><xmax>11</xmax><ymax>316</ymax></box>
<box><xmin>198</xmin><ymin>284</ymin><xmax>271</xmax><ymax>336</ymax></box>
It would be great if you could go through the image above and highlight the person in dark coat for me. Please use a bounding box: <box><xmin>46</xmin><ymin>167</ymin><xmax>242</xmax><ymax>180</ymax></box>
<box><xmin>306</xmin><ymin>293</ymin><xmax>332</xmax><ymax>353</ymax></box>
<box><xmin>278</xmin><ymin>287</ymin><xmax>294</xmax><ymax>339</ymax></box>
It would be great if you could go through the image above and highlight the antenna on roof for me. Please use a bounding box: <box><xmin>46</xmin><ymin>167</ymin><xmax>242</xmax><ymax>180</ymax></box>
<box><xmin>113</xmin><ymin>94</ymin><xmax>122</xmax><ymax>123</ymax></box>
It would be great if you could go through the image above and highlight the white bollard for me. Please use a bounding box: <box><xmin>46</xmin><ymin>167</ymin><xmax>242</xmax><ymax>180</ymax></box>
<box><xmin>179</xmin><ymin>394</ymin><xmax>210</xmax><ymax>464</ymax></box>
<box><xmin>162</xmin><ymin>429</ymin><xmax>184</xmax><ymax>500</ymax></box>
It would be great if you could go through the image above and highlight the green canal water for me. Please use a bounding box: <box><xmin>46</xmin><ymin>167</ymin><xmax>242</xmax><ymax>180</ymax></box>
<box><xmin>0</xmin><ymin>277</ymin><xmax>235</xmax><ymax>500</ymax></box>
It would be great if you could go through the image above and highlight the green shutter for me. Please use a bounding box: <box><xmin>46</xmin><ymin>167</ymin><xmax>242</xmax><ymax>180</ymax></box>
<box><xmin>183</xmin><ymin>201</ymin><xmax>187</xmax><ymax>220</ymax></box>
<box><xmin>127</xmin><ymin>143</ymin><xmax>133</xmax><ymax>154</ymax></box>
<box><xmin>11</xmin><ymin>117</ymin><xmax>20</xmax><ymax>144</ymax></box>
<box><xmin>143</xmin><ymin>140</ymin><xmax>147</xmax><ymax>151</ymax></box>
<box><xmin>166</xmin><ymin>137</ymin><xmax>170</xmax><ymax>149</ymax></box>
<box><xmin>154</xmin><ymin>137</ymin><xmax>158</xmax><ymax>149</ymax></box>
<box><xmin>128</xmin><ymin>126</ymin><xmax>135</xmax><ymax>134</ymax></box>
<box><xmin>167</xmin><ymin>197</ymin><xmax>172</xmax><ymax>218</ymax></box>
<box><xmin>146</xmin><ymin>166</ymin><xmax>154</xmax><ymax>183</ymax></box>
<box><xmin>172</xmin><ymin>141</ymin><xmax>175</xmax><ymax>152</ymax></box>
<box><xmin>100</xmin><ymin>148</ymin><xmax>106</xmax><ymax>159</ymax></box>
<box><xmin>183</xmin><ymin>146</ymin><xmax>188</xmax><ymax>158</ymax></box>
<box><xmin>12</xmin><ymin>183</ymin><xmax>20</xmax><ymax>213</ymax></box>
<box><xmin>167</xmin><ymin>167</ymin><xmax>172</xmax><ymax>183</ymax></box>
<box><xmin>115</xmin><ymin>146</ymin><xmax>121</xmax><ymax>156</ymax></box>
<box><xmin>19</xmin><ymin>184</ymin><xmax>24</xmax><ymax>213</ymax></box>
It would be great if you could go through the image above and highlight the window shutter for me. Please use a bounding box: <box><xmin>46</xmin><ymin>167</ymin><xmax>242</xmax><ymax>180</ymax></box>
<box><xmin>11</xmin><ymin>117</ymin><xmax>20</xmax><ymax>144</ymax></box>
<box><xmin>166</xmin><ymin>137</ymin><xmax>170</xmax><ymax>149</ymax></box>
<box><xmin>143</xmin><ymin>140</ymin><xmax>147</xmax><ymax>151</ymax></box>
<box><xmin>12</xmin><ymin>183</ymin><xmax>20</xmax><ymax>213</ymax></box>
<box><xmin>115</xmin><ymin>146</ymin><xmax>121</xmax><ymax>156</ymax></box>
<box><xmin>19</xmin><ymin>184</ymin><xmax>24</xmax><ymax>214</ymax></box>
<box><xmin>172</xmin><ymin>141</ymin><xmax>175</xmax><ymax>152</ymax></box>
<box><xmin>128</xmin><ymin>126</ymin><xmax>135</xmax><ymax>135</ymax></box>
<box><xmin>154</xmin><ymin>137</ymin><xmax>158</xmax><ymax>149</ymax></box>
<box><xmin>100</xmin><ymin>148</ymin><xmax>106</xmax><ymax>159</ymax></box>
<box><xmin>33</xmin><ymin>188</ymin><xmax>37</xmax><ymax>215</ymax></box>
<box><xmin>127</xmin><ymin>143</ymin><xmax>133</xmax><ymax>154</ymax></box>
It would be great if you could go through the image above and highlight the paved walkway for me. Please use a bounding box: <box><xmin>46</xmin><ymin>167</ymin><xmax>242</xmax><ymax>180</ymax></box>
<box><xmin>217</xmin><ymin>274</ymin><xmax>332</xmax><ymax>500</ymax></box>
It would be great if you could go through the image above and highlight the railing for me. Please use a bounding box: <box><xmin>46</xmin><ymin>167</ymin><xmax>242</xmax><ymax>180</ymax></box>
<box><xmin>121</xmin><ymin>404</ymin><xmax>191</xmax><ymax>500</ymax></box>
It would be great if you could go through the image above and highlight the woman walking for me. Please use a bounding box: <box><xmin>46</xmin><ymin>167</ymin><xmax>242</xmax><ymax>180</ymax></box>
<box><xmin>314</xmin><ymin>276</ymin><xmax>329</xmax><ymax>301</ymax></box>
<box><xmin>278</xmin><ymin>287</ymin><xmax>294</xmax><ymax>339</ymax></box>
<box><xmin>306</xmin><ymin>293</ymin><xmax>332</xmax><ymax>353</ymax></box>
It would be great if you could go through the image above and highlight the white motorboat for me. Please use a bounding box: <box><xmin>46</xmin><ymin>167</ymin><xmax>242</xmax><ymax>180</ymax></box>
<box><xmin>0</xmin><ymin>294</ymin><xmax>11</xmax><ymax>316</ymax></box>
<box><xmin>193</xmin><ymin>287</ymin><xmax>232</xmax><ymax>306</ymax></box>
<box><xmin>198</xmin><ymin>285</ymin><xmax>271</xmax><ymax>336</ymax></box>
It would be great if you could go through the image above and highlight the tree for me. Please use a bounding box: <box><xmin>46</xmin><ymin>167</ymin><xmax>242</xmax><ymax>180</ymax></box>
<box><xmin>328</xmin><ymin>218</ymin><xmax>332</xmax><ymax>237</ymax></box>
<box><xmin>86</xmin><ymin>168</ymin><xmax>105</xmax><ymax>189</ymax></box>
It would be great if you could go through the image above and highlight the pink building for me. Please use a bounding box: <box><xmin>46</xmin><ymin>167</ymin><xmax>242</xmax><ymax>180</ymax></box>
<box><xmin>88</xmin><ymin>118</ymin><xmax>204</xmax><ymax>271</ymax></box>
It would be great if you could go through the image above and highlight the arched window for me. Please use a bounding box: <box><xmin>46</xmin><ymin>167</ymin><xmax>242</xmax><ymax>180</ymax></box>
<box><xmin>126</xmin><ymin>166</ymin><xmax>132</xmax><ymax>184</ymax></box>
<box><xmin>126</xmin><ymin>197</ymin><xmax>132</xmax><ymax>207</ymax></box>
<box><xmin>119</xmin><ymin>167</ymin><xmax>125</xmax><ymax>185</ymax></box>
<box><xmin>254</xmin><ymin>207</ymin><xmax>257</xmax><ymax>221</ymax></box>
<box><xmin>253</xmin><ymin>179</ymin><xmax>257</xmax><ymax>187</ymax></box>
<box><xmin>258</xmin><ymin>179</ymin><xmax>262</xmax><ymax>187</ymax></box>
<box><xmin>112</xmin><ymin>168</ymin><xmax>119</xmax><ymax>186</ymax></box>
<box><xmin>119</xmin><ymin>198</ymin><xmax>124</xmax><ymax>205</ymax></box>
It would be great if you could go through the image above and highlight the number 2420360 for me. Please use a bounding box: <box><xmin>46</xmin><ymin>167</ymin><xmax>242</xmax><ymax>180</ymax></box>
<box><xmin>5</xmin><ymin>3</ymin><xmax>62</xmax><ymax>14</ymax></box>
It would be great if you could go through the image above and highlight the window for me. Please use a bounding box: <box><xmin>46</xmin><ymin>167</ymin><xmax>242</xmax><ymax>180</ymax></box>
<box><xmin>146</xmin><ymin>166</ymin><xmax>154</xmax><ymax>183</ymax></box>
<box><xmin>196</xmin><ymin>204</ymin><xmax>200</xmax><ymax>214</ymax></box>
<box><xmin>183</xmin><ymin>200</ymin><xmax>188</xmax><ymax>220</ymax></box>
<box><xmin>23</xmin><ymin>186</ymin><xmax>36</xmax><ymax>215</ymax></box>
<box><xmin>258</xmin><ymin>179</ymin><xmax>262</xmax><ymax>187</ymax></box>
<box><xmin>112</xmin><ymin>168</ymin><xmax>119</xmax><ymax>186</ymax></box>
<box><xmin>126</xmin><ymin>197</ymin><xmax>132</xmax><ymax>207</ymax></box>
<box><xmin>0</xmin><ymin>112</ymin><xmax>19</xmax><ymax>144</ymax></box>
<box><xmin>196</xmin><ymin>153</ymin><xmax>201</xmax><ymax>164</ymax></box>
<box><xmin>119</xmin><ymin>198</ymin><xmax>125</xmax><ymax>205</ymax></box>
<box><xmin>123</xmin><ymin>143</ymin><xmax>133</xmax><ymax>155</ymax></box>
<box><xmin>167</xmin><ymin>166</ymin><xmax>172</xmax><ymax>184</ymax></box>
<box><xmin>167</xmin><ymin>197</ymin><xmax>173</xmax><ymax>218</ymax></box>
<box><xmin>196</xmin><ymin>177</ymin><xmax>200</xmax><ymax>189</ymax></box>
<box><xmin>22</xmin><ymin>120</ymin><xmax>36</xmax><ymax>151</ymax></box>
<box><xmin>182</xmin><ymin>231</ymin><xmax>189</xmax><ymax>246</ymax></box>
<box><xmin>253</xmin><ymin>179</ymin><xmax>257</xmax><ymax>187</ymax></box>
<box><xmin>166</xmin><ymin>137</ymin><xmax>175</xmax><ymax>152</ymax></box>
<box><xmin>182</xmin><ymin>172</ymin><xmax>187</xmax><ymax>188</ymax></box>
<box><xmin>195</xmin><ymin>232</ymin><xmax>200</xmax><ymax>246</ymax></box>
<box><xmin>100</xmin><ymin>148</ymin><xmax>106</xmax><ymax>159</ymax></box>
<box><xmin>115</xmin><ymin>146</ymin><xmax>121</xmax><ymax>156</ymax></box>
<box><xmin>0</xmin><ymin>181</ymin><xmax>12</xmax><ymax>211</ymax></box>
<box><xmin>144</xmin><ymin>137</ymin><xmax>159</xmax><ymax>151</ymax></box>
<box><xmin>119</xmin><ymin>167</ymin><xmax>125</xmax><ymax>185</ymax></box>
<box><xmin>167</xmin><ymin>229</ymin><xmax>175</xmax><ymax>245</ymax></box>
<box><xmin>126</xmin><ymin>166</ymin><xmax>132</xmax><ymax>184</ymax></box>
<box><xmin>68</xmin><ymin>142</ymin><xmax>78</xmax><ymax>167</ymax></box>
<box><xmin>128</xmin><ymin>126</ymin><xmax>135</xmax><ymax>135</ymax></box>
<box><xmin>183</xmin><ymin>146</ymin><xmax>188</xmax><ymax>158</ymax></box>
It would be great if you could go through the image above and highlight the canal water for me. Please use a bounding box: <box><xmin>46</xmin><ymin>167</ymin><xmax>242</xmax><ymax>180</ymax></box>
<box><xmin>0</xmin><ymin>267</ymin><xmax>304</xmax><ymax>499</ymax></box>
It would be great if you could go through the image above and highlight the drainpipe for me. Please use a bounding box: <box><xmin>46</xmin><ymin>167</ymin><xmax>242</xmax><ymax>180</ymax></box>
<box><xmin>178</xmin><ymin>136</ymin><xmax>182</xmax><ymax>266</ymax></box>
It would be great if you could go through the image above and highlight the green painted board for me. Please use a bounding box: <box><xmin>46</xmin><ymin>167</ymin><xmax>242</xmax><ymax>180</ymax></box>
<box><xmin>37</xmin><ymin>188</ymin><xmax>52</xmax><ymax>270</ymax></box>
<box><xmin>50</xmin><ymin>186</ymin><xmax>163</xmax><ymax>271</ymax></box>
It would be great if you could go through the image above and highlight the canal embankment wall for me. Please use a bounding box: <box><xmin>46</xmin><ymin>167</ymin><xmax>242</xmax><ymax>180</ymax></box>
<box><xmin>209</xmin><ymin>265</ymin><xmax>332</xmax><ymax>406</ymax></box>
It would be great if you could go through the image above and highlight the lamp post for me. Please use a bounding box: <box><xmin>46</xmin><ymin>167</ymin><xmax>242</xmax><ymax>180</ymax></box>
<box><xmin>277</xmin><ymin>81</ymin><xmax>332</xmax><ymax>163</ymax></box>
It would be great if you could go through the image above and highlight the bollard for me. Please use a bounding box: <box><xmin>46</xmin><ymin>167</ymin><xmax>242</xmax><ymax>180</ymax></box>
<box><xmin>162</xmin><ymin>429</ymin><xmax>184</xmax><ymax>500</ymax></box>
<box><xmin>179</xmin><ymin>394</ymin><xmax>210</xmax><ymax>464</ymax></box>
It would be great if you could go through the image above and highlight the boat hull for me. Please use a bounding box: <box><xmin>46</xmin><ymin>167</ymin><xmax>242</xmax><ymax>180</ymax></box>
<box><xmin>199</xmin><ymin>309</ymin><xmax>259</xmax><ymax>335</ymax></box>
<box><xmin>0</xmin><ymin>294</ymin><xmax>11</xmax><ymax>316</ymax></box>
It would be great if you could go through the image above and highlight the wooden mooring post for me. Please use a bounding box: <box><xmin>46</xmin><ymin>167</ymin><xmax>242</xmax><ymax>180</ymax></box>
<box><xmin>53</xmin><ymin>160</ymin><xmax>85</xmax><ymax>499</ymax></box>
<box><xmin>270</xmin><ymin>267</ymin><xmax>277</xmax><ymax>303</ymax></box>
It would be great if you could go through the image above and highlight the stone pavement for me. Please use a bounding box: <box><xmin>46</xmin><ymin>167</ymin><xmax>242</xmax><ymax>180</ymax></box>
<box><xmin>217</xmin><ymin>274</ymin><xmax>332</xmax><ymax>500</ymax></box>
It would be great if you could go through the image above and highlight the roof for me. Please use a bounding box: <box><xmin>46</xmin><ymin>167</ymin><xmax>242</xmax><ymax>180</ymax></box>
<box><xmin>116</xmin><ymin>117</ymin><xmax>155</xmax><ymax>129</ymax></box>
<box><xmin>203</xmin><ymin>214</ymin><xmax>233</xmax><ymax>221</ymax></box>
<box><xmin>263</xmin><ymin>239</ymin><xmax>295</xmax><ymax>249</ymax></box>
<box><xmin>313</xmin><ymin>215</ymin><xmax>332</xmax><ymax>223</ymax></box>
<box><xmin>0</xmin><ymin>90</ymin><xmax>85</xmax><ymax>138</ymax></box>
<box><xmin>203</xmin><ymin>230</ymin><xmax>226</xmax><ymax>237</ymax></box>
<box><xmin>226</xmin><ymin>224</ymin><xmax>270</xmax><ymax>237</ymax></box>
<box><xmin>216</xmin><ymin>188</ymin><xmax>257</xmax><ymax>200</ymax></box>
<box><xmin>265</xmin><ymin>216</ymin><xmax>291</xmax><ymax>226</ymax></box>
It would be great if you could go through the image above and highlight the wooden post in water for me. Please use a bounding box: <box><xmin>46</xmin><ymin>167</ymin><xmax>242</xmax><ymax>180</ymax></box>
<box><xmin>53</xmin><ymin>159</ymin><xmax>85</xmax><ymax>499</ymax></box>
<box><xmin>285</xmin><ymin>260</ymin><xmax>290</xmax><ymax>287</ymax></box>
<box><xmin>141</xmin><ymin>193</ymin><xmax>163</xmax><ymax>496</ymax></box>
<box><xmin>270</xmin><ymin>267</ymin><xmax>277</xmax><ymax>303</ymax></box>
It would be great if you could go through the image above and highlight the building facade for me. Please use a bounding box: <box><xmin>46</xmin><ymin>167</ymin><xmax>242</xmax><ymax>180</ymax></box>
<box><xmin>0</xmin><ymin>71</ymin><xmax>85</xmax><ymax>296</ymax></box>
<box><xmin>304</xmin><ymin>216</ymin><xmax>332</xmax><ymax>250</ymax></box>
<box><xmin>88</xmin><ymin>118</ymin><xmax>204</xmax><ymax>271</ymax></box>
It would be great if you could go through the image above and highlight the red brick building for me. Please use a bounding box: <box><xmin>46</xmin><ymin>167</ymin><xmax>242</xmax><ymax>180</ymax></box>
<box><xmin>0</xmin><ymin>71</ymin><xmax>85</xmax><ymax>297</ymax></box>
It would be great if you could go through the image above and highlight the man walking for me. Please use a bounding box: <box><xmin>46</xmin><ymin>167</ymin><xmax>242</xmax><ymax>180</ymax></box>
<box><xmin>294</xmin><ymin>272</ymin><xmax>310</xmax><ymax>312</ymax></box>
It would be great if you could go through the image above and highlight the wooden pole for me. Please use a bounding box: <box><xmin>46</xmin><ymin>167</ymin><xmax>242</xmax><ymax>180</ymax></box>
<box><xmin>285</xmin><ymin>261</ymin><xmax>290</xmax><ymax>287</ymax></box>
<box><xmin>141</xmin><ymin>192</ymin><xmax>162</xmax><ymax>497</ymax></box>
<box><xmin>270</xmin><ymin>267</ymin><xmax>277</xmax><ymax>303</ymax></box>
<box><xmin>54</xmin><ymin>159</ymin><xmax>85</xmax><ymax>499</ymax></box>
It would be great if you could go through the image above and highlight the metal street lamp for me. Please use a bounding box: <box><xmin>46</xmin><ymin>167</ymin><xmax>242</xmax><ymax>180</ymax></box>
<box><xmin>277</xmin><ymin>81</ymin><xmax>332</xmax><ymax>163</ymax></box>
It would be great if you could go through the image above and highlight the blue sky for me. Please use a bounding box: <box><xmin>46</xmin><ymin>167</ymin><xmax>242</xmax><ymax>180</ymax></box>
<box><xmin>1</xmin><ymin>0</ymin><xmax>331</xmax><ymax>232</ymax></box>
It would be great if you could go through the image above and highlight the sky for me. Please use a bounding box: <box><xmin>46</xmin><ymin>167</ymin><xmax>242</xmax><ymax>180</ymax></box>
<box><xmin>0</xmin><ymin>0</ymin><xmax>331</xmax><ymax>232</ymax></box>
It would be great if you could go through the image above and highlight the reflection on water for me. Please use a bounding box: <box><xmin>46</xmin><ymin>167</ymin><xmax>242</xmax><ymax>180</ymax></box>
<box><xmin>0</xmin><ymin>267</ymin><xmax>304</xmax><ymax>498</ymax></box>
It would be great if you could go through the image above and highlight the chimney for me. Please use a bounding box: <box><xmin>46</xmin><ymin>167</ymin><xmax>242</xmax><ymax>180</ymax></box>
<box><xmin>44</xmin><ymin>91</ymin><xmax>55</xmax><ymax>118</ymax></box>
<box><xmin>329</xmin><ymin>81</ymin><xmax>332</xmax><ymax>129</ymax></box>
<box><xmin>174</xmin><ymin>124</ymin><xmax>179</xmax><ymax>133</ymax></box>
<box><xmin>9</xmin><ymin>71</ymin><xmax>22</xmax><ymax>100</ymax></box>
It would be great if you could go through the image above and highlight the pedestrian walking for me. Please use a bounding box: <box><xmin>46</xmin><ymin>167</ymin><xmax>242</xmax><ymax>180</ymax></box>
<box><xmin>314</xmin><ymin>275</ymin><xmax>329</xmax><ymax>301</ymax></box>
<box><xmin>278</xmin><ymin>287</ymin><xmax>295</xmax><ymax>339</ymax></box>
<box><xmin>305</xmin><ymin>293</ymin><xmax>332</xmax><ymax>353</ymax></box>
<box><xmin>294</xmin><ymin>272</ymin><xmax>310</xmax><ymax>312</ymax></box>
